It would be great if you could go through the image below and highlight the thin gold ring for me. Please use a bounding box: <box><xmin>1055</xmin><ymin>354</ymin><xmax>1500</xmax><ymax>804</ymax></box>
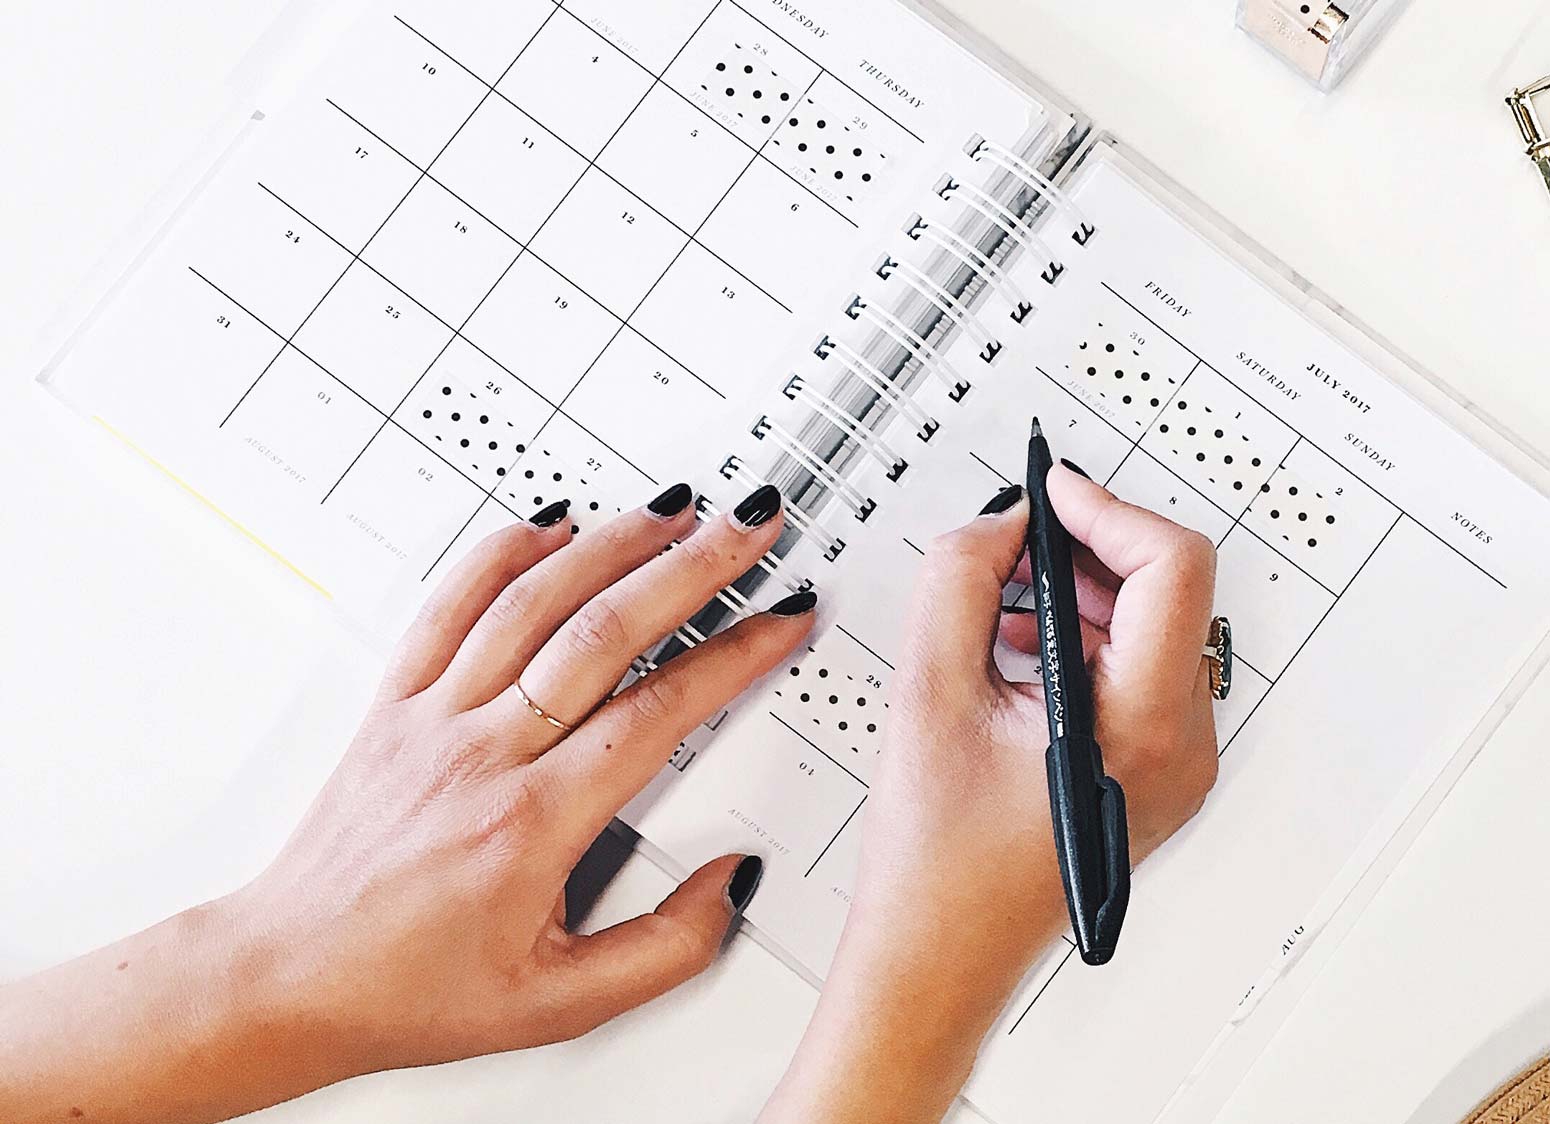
<box><xmin>515</xmin><ymin>681</ymin><xmax>576</xmax><ymax>733</ymax></box>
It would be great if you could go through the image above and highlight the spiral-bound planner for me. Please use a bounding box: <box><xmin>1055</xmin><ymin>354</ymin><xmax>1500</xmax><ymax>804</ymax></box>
<box><xmin>40</xmin><ymin>1</ymin><xmax>1550</xmax><ymax>1121</ymax></box>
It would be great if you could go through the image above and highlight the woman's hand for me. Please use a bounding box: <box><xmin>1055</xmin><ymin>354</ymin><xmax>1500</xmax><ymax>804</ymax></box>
<box><xmin>761</xmin><ymin>464</ymin><xmax>1220</xmax><ymax>1123</ymax></box>
<box><xmin>0</xmin><ymin>482</ymin><xmax>814</xmax><ymax>1124</ymax></box>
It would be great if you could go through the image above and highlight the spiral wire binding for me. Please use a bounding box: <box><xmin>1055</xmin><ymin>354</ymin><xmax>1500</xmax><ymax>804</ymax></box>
<box><xmin>904</xmin><ymin>213</ymin><xmax>1040</xmax><ymax>321</ymax></box>
<box><xmin>935</xmin><ymin>175</ymin><xmax>1064</xmax><ymax>279</ymax></box>
<box><xmin>649</xmin><ymin>121</ymin><xmax>1095</xmax><ymax>687</ymax></box>
<box><xmin>875</xmin><ymin>253</ymin><xmax>1001</xmax><ymax>363</ymax></box>
<box><xmin>815</xmin><ymin>334</ymin><xmax>939</xmax><ymax>439</ymax></box>
<box><xmin>783</xmin><ymin>373</ymin><xmax>908</xmax><ymax>481</ymax></box>
<box><xmin>968</xmin><ymin>135</ymin><xmax>1097</xmax><ymax>245</ymax></box>
<box><xmin>845</xmin><ymin>295</ymin><xmax>971</xmax><ymax>401</ymax></box>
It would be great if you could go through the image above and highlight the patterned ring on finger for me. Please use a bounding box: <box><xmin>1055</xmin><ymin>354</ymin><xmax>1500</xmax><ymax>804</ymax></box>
<box><xmin>1202</xmin><ymin>615</ymin><xmax>1233</xmax><ymax>701</ymax></box>
<box><xmin>514</xmin><ymin>680</ymin><xmax>578</xmax><ymax>734</ymax></box>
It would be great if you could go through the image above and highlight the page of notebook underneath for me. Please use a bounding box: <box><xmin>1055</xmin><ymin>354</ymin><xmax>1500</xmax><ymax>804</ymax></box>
<box><xmin>622</xmin><ymin>149</ymin><xmax>1550</xmax><ymax>1122</ymax></box>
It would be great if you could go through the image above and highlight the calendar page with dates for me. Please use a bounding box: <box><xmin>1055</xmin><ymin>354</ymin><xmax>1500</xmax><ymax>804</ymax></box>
<box><xmin>40</xmin><ymin>1</ymin><xmax>1550</xmax><ymax>1122</ymax></box>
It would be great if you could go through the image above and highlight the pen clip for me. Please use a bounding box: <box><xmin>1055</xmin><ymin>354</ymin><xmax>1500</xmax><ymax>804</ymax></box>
<box><xmin>1084</xmin><ymin>776</ymin><xmax>1131</xmax><ymax>965</ymax></box>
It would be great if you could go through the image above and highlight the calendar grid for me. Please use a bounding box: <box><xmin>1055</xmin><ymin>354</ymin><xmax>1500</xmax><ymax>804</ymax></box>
<box><xmin>395</xmin><ymin>9</ymin><xmax>864</xmax><ymax>231</ymax></box>
<box><xmin>218</xmin><ymin>7</ymin><xmax>559</xmax><ymax>433</ymax></box>
<box><xmin>324</xmin><ymin>94</ymin><xmax>792</xmax><ymax>315</ymax></box>
<box><xmin>188</xmin><ymin>264</ymin><xmax>655</xmax><ymax>504</ymax></box>
<box><xmin>317</xmin><ymin>1</ymin><xmax>738</xmax><ymax>512</ymax></box>
<box><xmin>1100</xmin><ymin>283</ymin><xmax>1505</xmax><ymax>590</ymax></box>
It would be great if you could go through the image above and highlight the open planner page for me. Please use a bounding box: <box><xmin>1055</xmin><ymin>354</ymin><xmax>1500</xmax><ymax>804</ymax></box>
<box><xmin>42</xmin><ymin>0</ymin><xmax>1550</xmax><ymax>1122</ymax></box>
<box><xmin>46</xmin><ymin>0</ymin><xmax>1044</xmax><ymax>615</ymax></box>
<box><xmin>636</xmin><ymin>140</ymin><xmax>1550</xmax><ymax>1122</ymax></box>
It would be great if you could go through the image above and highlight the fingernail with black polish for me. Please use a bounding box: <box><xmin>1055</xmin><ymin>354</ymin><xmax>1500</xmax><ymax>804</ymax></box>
<box><xmin>726</xmin><ymin>855</ymin><xmax>764</xmax><ymax>918</ymax></box>
<box><xmin>979</xmin><ymin>484</ymin><xmax>1024</xmax><ymax>516</ymax></box>
<box><xmin>1060</xmin><ymin>458</ymin><xmax>1091</xmax><ymax>480</ymax></box>
<box><xmin>732</xmin><ymin>484</ymin><xmax>782</xmax><ymax>530</ymax></box>
<box><xmin>647</xmin><ymin>481</ymin><xmax>694</xmax><ymax>519</ymax></box>
<box><xmin>530</xmin><ymin>499</ymin><xmax>570</xmax><ymax>527</ymax></box>
<box><xmin>769</xmin><ymin>590</ymin><xmax>817</xmax><ymax>617</ymax></box>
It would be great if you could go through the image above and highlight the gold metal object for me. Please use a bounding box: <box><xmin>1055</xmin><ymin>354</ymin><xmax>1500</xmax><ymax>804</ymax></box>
<box><xmin>515</xmin><ymin>681</ymin><xmax>575</xmax><ymax>732</ymax></box>
<box><xmin>1507</xmin><ymin>76</ymin><xmax>1550</xmax><ymax>195</ymax></box>
<box><xmin>1204</xmin><ymin>616</ymin><xmax>1234</xmax><ymax>701</ymax></box>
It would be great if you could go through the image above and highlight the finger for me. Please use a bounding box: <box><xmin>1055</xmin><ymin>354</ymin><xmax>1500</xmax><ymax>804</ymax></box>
<box><xmin>515</xmin><ymin>484</ymin><xmax>786</xmax><ymax>739</ymax></box>
<box><xmin>1046</xmin><ymin>462</ymin><xmax>1216</xmax><ymax>695</ymax></box>
<box><xmin>544</xmin><ymin>854</ymin><xmax>761</xmax><ymax>1035</ymax></box>
<box><xmin>897</xmin><ymin>484</ymin><xmax>1029</xmax><ymax>705</ymax></box>
<box><xmin>511</xmin><ymin>590</ymin><xmax>816</xmax><ymax>841</ymax></box>
<box><xmin>999</xmin><ymin>609</ymin><xmax>1108</xmax><ymax>661</ymax></box>
<box><xmin>433</xmin><ymin>484</ymin><xmax>700</xmax><ymax>713</ymax></box>
<box><xmin>1014</xmin><ymin>542</ymin><xmax>1122</xmax><ymax>598</ymax></box>
<box><xmin>378</xmin><ymin>517</ymin><xmax>572</xmax><ymax>702</ymax></box>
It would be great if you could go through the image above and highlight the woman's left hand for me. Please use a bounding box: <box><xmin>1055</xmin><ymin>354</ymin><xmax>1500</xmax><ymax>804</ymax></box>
<box><xmin>0</xmin><ymin>482</ymin><xmax>814</xmax><ymax>1124</ymax></box>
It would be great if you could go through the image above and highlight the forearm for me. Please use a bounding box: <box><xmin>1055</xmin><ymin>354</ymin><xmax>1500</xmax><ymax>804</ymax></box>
<box><xmin>0</xmin><ymin>895</ymin><xmax>335</xmax><ymax>1124</ymax></box>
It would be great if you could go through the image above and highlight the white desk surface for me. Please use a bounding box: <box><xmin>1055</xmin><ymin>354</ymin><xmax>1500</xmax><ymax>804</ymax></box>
<box><xmin>5</xmin><ymin>1</ymin><xmax>1550</xmax><ymax>1121</ymax></box>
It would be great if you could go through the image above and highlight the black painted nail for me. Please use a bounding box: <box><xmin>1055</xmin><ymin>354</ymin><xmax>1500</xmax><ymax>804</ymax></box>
<box><xmin>733</xmin><ymin>484</ymin><xmax>782</xmax><ymax>529</ymax></box>
<box><xmin>647</xmin><ymin>481</ymin><xmax>693</xmax><ymax>518</ymax></box>
<box><xmin>769</xmin><ymin>589</ymin><xmax>817</xmax><ymax>617</ymax></box>
<box><xmin>1060</xmin><ymin>458</ymin><xmax>1091</xmax><ymax>480</ymax></box>
<box><xmin>726</xmin><ymin>855</ymin><xmax>764</xmax><ymax>915</ymax></box>
<box><xmin>530</xmin><ymin>499</ymin><xmax>570</xmax><ymax>527</ymax></box>
<box><xmin>979</xmin><ymin>484</ymin><xmax>1025</xmax><ymax>516</ymax></box>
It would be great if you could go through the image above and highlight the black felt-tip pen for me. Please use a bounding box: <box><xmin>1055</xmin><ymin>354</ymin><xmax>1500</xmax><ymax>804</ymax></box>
<box><xmin>1027</xmin><ymin>417</ymin><xmax>1131</xmax><ymax>966</ymax></box>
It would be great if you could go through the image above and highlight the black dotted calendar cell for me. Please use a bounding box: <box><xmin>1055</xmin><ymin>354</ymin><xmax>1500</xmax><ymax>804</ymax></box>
<box><xmin>391</xmin><ymin>338</ymin><xmax>549</xmax><ymax>489</ymax></box>
<box><xmin>695</xmin><ymin>42</ymin><xmax>802</xmax><ymax>139</ymax></box>
<box><xmin>662</xmin><ymin>5</ymin><xmax>820</xmax><ymax>149</ymax></box>
<box><xmin>769</xmin><ymin>629</ymin><xmax>891</xmax><ymax>787</ymax></box>
<box><xmin>1240</xmin><ymin>440</ymin><xmax>1399</xmax><ymax>591</ymax></box>
<box><xmin>1137</xmin><ymin>365</ymin><xmax>1298</xmax><ymax>518</ymax></box>
<box><xmin>767</xmin><ymin>97</ymin><xmax>889</xmax><ymax>208</ymax></box>
<box><xmin>1046</xmin><ymin>295</ymin><xmax>1197</xmax><ymax>437</ymax></box>
<box><xmin>494</xmin><ymin>438</ymin><xmax>625</xmax><ymax>536</ymax></box>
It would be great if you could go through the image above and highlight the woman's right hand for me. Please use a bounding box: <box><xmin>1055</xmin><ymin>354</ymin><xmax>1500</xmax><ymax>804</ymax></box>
<box><xmin>761</xmin><ymin>463</ymin><xmax>1221</xmax><ymax>1123</ymax></box>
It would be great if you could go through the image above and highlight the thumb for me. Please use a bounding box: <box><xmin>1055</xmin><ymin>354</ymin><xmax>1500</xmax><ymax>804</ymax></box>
<box><xmin>899</xmin><ymin>483</ymin><xmax>1029</xmax><ymax>695</ymax></box>
<box><xmin>548</xmin><ymin>854</ymin><xmax>763</xmax><ymax>1029</ymax></box>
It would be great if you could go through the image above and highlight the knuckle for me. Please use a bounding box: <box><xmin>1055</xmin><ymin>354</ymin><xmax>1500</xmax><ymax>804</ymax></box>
<box><xmin>566</xmin><ymin>599</ymin><xmax>633</xmax><ymax>661</ymax></box>
<box><xmin>482</xmin><ymin>580</ymin><xmax>539</xmax><ymax>634</ymax></box>
<box><xmin>629</xmin><ymin>671</ymin><xmax>689</xmax><ymax>727</ymax></box>
<box><xmin>653</xmin><ymin>914</ymin><xmax>717</xmax><ymax>974</ymax></box>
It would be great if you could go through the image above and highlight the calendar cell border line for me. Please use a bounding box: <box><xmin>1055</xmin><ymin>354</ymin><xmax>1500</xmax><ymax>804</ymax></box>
<box><xmin>1100</xmin><ymin>283</ymin><xmax>1505</xmax><ymax>590</ymax></box>
<box><xmin>834</xmin><ymin>622</ymin><xmax>896</xmax><ymax>671</ymax></box>
<box><xmin>769</xmin><ymin>711</ymin><xmax>870</xmax><ymax>789</ymax></box>
<box><xmin>396</xmin><ymin>7</ymin><xmax>862</xmax><ymax>232</ymax></box>
<box><xmin>188</xmin><ymin>263</ymin><xmax>660</xmax><ymax>505</ymax></box>
<box><xmin>803</xmin><ymin>793</ymin><xmax>867</xmax><ymax>878</ymax></box>
<box><xmin>327</xmin><ymin>91</ymin><xmax>794</xmax><ymax>316</ymax></box>
<box><xmin>1006</xmin><ymin>941</ymin><xmax>1078</xmax><ymax>1036</ymax></box>
<box><xmin>1217</xmin><ymin>510</ymin><xmax>1404</xmax><ymax>760</ymax></box>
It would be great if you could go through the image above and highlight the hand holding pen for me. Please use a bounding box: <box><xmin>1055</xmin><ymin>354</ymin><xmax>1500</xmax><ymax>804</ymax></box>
<box><xmin>763</xmin><ymin>463</ymin><xmax>1221</xmax><ymax>1124</ymax></box>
